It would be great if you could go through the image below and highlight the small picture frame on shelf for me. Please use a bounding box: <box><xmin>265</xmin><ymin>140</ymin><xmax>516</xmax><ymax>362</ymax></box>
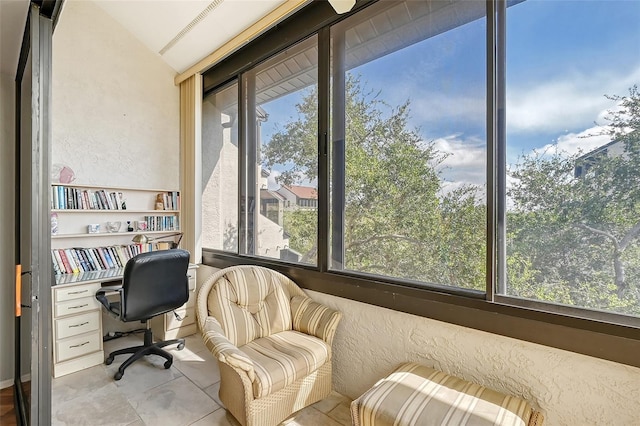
<box><xmin>135</xmin><ymin>221</ymin><xmax>148</xmax><ymax>231</ymax></box>
<box><xmin>87</xmin><ymin>223</ymin><xmax>100</xmax><ymax>234</ymax></box>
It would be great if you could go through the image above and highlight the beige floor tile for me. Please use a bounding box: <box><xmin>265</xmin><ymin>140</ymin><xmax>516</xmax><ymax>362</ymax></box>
<box><xmin>284</xmin><ymin>406</ymin><xmax>344</xmax><ymax>426</ymax></box>
<box><xmin>173</xmin><ymin>349</ymin><xmax>221</xmax><ymax>389</ymax></box>
<box><xmin>189</xmin><ymin>408</ymin><xmax>241</xmax><ymax>426</ymax></box>
<box><xmin>52</xmin><ymin>381</ymin><xmax>141</xmax><ymax>426</ymax></box>
<box><xmin>203</xmin><ymin>381</ymin><xmax>223</xmax><ymax>408</ymax></box>
<box><xmin>312</xmin><ymin>390</ymin><xmax>351</xmax><ymax>414</ymax></box>
<box><xmin>127</xmin><ymin>376</ymin><xmax>219</xmax><ymax>426</ymax></box>
<box><xmin>52</xmin><ymin>365</ymin><xmax>112</xmax><ymax>405</ymax></box>
<box><xmin>327</xmin><ymin>401</ymin><xmax>352</xmax><ymax>426</ymax></box>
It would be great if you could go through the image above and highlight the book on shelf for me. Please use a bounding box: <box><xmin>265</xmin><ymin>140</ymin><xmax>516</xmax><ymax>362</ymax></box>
<box><xmin>52</xmin><ymin>242</ymin><xmax>178</xmax><ymax>276</ymax></box>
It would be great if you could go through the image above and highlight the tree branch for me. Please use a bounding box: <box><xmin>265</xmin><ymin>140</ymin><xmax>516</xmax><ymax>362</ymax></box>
<box><xmin>576</xmin><ymin>223</ymin><xmax>620</xmax><ymax>251</ymax></box>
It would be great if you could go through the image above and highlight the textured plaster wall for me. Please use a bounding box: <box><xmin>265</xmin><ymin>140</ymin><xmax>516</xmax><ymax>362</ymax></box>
<box><xmin>308</xmin><ymin>290</ymin><xmax>640</xmax><ymax>425</ymax></box>
<box><xmin>0</xmin><ymin>72</ymin><xmax>15</xmax><ymax>385</ymax></box>
<box><xmin>52</xmin><ymin>0</ymin><xmax>179</xmax><ymax>189</ymax></box>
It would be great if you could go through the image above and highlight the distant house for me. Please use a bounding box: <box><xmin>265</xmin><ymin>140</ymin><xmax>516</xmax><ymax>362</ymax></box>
<box><xmin>260</xmin><ymin>189</ymin><xmax>286</xmax><ymax>225</ymax></box>
<box><xmin>574</xmin><ymin>139</ymin><xmax>627</xmax><ymax>178</ymax></box>
<box><xmin>276</xmin><ymin>185</ymin><xmax>318</xmax><ymax>209</ymax></box>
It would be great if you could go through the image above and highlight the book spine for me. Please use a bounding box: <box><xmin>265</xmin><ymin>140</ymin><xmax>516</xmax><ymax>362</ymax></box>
<box><xmin>51</xmin><ymin>250</ymin><xmax>62</xmax><ymax>275</ymax></box>
<box><xmin>81</xmin><ymin>249</ymin><xmax>96</xmax><ymax>271</ymax></box>
<box><xmin>107</xmin><ymin>247</ymin><xmax>122</xmax><ymax>267</ymax></box>
<box><xmin>53</xmin><ymin>249</ymin><xmax>66</xmax><ymax>274</ymax></box>
<box><xmin>63</xmin><ymin>249</ymin><xmax>80</xmax><ymax>273</ymax></box>
<box><xmin>96</xmin><ymin>247</ymin><xmax>111</xmax><ymax>269</ymax></box>
<box><xmin>58</xmin><ymin>249</ymin><xmax>72</xmax><ymax>273</ymax></box>
<box><xmin>70</xmin><ymin>249</ymin><xmax>87</xmax><ymax>272</ymax></box>
<box><xmin>101</xmin><ymin>247</ymin><xmax>115</xmax><ymax>268</ymax></box>
<box><xmin>90</xmin><ymin>248</ymin><xmax>105</xmax><ymax>270</ymax></box>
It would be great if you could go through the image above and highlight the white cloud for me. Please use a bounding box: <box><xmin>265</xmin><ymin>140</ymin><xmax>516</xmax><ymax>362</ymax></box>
<box><xmin>536</xmin><ymin>125</ymin><xmax>613</xmax><ymax>157</ymax></box>
<box><xmin>507</xmin><ymin>66</ymin><xmax>640</xmax><ymax>134</ymax></box>
<box><xmin>431</xmin><ymin>134</ymin><xmax>486</xmax><ymax>187</ymax></box>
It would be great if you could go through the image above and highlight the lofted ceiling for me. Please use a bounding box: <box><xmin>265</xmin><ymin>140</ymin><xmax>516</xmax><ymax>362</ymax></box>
<box><xmin>0</xmin><ymin>0</ymin><xmax>309</xmax><ymax>78</ymax></box>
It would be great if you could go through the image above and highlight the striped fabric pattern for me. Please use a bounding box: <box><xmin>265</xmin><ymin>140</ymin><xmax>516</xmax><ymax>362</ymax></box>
<box><xmin>241</xmin><ymin>330</ymin><xmax>330</xmax><ymax>398</ymax></box>
<box><xmin>291</xmin><ymin>295</ymin><xmax>342</xmax><ymax>344</ymax></box>
<box><xmin>201</xmin><ymin>317</ymin><xmax>256</xmax><ymax>381</ymax></box>
<box><xmin>208</xmin><ymin>267</ymin><xmax>292</xmax><ymax>346</ymax></box>
<box><xmin>352</xmin><ymin>363</ymin><xmax>540</xmax><ymax>426</ymax></box>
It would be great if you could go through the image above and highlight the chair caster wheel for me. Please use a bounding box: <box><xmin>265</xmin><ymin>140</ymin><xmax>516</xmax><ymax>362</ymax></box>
<box><xmin>177</xmin><ymin>343</ymin><xmax>185</xmax><ymax>350</ymax></box>
<box><xmin>105</xmin><ymin>356</ymin><xmax>114</xmax><ymax>365</ymax></box>
<box><xmin>164</xmin><ymin>360</ymin><xmax>173</xmax><ymax>369</ymax></box>
<box><xmin>114</xmin><ymin>371</ymin><xmax>123</xmax><ymax>381</ymax></box>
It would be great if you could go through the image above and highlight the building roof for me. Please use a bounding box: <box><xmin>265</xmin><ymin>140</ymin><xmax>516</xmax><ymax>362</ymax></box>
<box><xmin>281</xmin><ymin>185</ymin><xmax>318</xmax><ymax>199</ymax></box>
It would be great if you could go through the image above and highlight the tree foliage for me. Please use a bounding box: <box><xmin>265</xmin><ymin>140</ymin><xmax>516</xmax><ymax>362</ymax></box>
<box><xmin>263</xmin><ymin>76</ymin><xmax>640</xmax><ymax>315</ymax></box>
<box><xmin>507</xmin><ymin>85</ymin><xmax>640</xmax><ymax>315</ymax></box>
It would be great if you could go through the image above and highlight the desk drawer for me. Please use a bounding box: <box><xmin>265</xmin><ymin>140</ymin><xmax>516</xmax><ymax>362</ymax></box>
<box><xmin>55</xmin><ymin>311</ymin><xmax>100</xmax><ymax>340</ymax></box>
<box><xmin>55</xmin><ymin>297</ymin><xmax>100</xmax><ymax>317</ymax></box>
<box><xmin>56</xmin><ymin>330</ymin><xmax>101</xmax><ymax>362</ymax></box>
<box><xmin>55</xmin><ymin>282</ymin><xmax>101</xmax><ymax>303</ymax></box>
<box><xmin>166</xmin><ymin>307</ymin><xmax>195</xmax><ymax>331</ymax></box>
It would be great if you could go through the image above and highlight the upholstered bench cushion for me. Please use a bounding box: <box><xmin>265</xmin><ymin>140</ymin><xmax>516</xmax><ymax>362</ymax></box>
<box><xmin>351</xmin><ymin>362</ymin><xmax>544</xmax><ymax>426</ymax></box>
<box><xmin>241</xmin><ymin>330</ymin><xmax>330</xmax><ymax>398</ymax></box>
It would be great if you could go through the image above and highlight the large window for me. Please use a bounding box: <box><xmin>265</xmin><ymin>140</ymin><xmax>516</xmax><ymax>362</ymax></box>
<box><xmin>201</xmin><ymin>0</ymin><xmax>640</xmax><ymax>357</ymax></box>
<box><xmin>502</xmin><ymin>1</ymin><xmax>640</xmax><ymax>318</ymax></box>
<box><xmin>329</xmin><ymin>0</ymin><xmax>486</xmax><ymax>289</ymax></box>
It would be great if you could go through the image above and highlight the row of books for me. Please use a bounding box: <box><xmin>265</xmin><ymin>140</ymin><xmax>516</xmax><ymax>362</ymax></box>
<box><xmin>145</xmin><ymin>215</ymin><xmax>179</xmax><ymax>231</ymax></box>
<box><xmin>159</xmin><ymin>191</ymin><xmax>180</xmax><ymax>211</ymax></box>
<box><xmin>51</xmin><ymin>244</ymin><xmax>168</xmax><ymax>275</ymax></box>
<box><xmin>54</xmin><ymin>267</ymin><xmax>125</xmax><ymax>285</ymax></box>
<box><xmin>52</xmin><ymin>186</ymin><xmax>125</xmax><ymax>210</ymax></box>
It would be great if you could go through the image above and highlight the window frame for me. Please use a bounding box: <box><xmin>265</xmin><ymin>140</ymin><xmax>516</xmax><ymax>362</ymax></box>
<box><xmin>200</xmin><ymin>0</ymin><xmax>640</xmax><ymax>368</ymax></box>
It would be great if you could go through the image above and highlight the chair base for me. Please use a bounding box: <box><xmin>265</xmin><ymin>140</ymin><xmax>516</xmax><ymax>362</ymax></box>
<box><xmin>105</xmin><ymin>327</ymin><xmax>185</xmax><ymax>380</ymax></box>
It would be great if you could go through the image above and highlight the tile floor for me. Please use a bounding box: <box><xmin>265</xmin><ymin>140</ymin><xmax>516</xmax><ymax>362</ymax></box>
<box><xmin>51</xmin><ymin>333</ymin><xmax>353</xmax><ymax>426</ymax></box>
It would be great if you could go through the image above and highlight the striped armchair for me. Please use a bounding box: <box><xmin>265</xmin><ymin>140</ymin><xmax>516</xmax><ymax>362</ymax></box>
<box><xmin>196</xmin><ymin>265</ymin><xmax>342</xmax><ymax>426</ymax></box>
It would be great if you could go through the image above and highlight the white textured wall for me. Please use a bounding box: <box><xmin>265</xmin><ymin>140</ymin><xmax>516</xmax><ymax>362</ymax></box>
<box><xmin>0</xmin><ymin>72</ymin><xmax>16</xmax><ymax>385</ymax></box>
<box><xmin>308</xmin><ymin>290</ymin><xmax>640</xmax><ymax>426</ymax></box>
<box><xmin>52</xmin><ymin>0</ymin><xmax>179</xmax><ymax>189</ymax></box>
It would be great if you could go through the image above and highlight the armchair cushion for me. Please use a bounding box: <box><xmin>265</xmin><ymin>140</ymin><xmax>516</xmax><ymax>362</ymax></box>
<box><xmin>291</xmin><ymin>295</ymin><xmax>342</xmax><ymax>344</ymax></box>
<box><xmin>208</xmin><ymin>267</ymin><xmax>293</xmax><ymax>346</ymax></box>
<box><xmin>241</xmin><ymin>330</ymin><xmax>330</xmax><ymax>399</ymax></box>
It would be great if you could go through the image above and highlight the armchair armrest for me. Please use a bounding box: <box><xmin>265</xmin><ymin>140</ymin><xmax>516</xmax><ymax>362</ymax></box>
<box><xmin>291</xmin><ymin>295</ymin><xmax>342</xmax><ymax>346</ymax></box>
<box><xmin>201</xmin><ymin>316</ymin><xmax>256</xmax><ymax>382</ymax></box>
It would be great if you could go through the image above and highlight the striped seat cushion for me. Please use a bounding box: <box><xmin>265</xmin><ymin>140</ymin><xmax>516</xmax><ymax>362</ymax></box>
<box><xmin>241</xmin><ymin>330</ymin><xmax>330</xmax><ymax>399</ymax></box>
<box><xmin>351</xmin><ymin>362</ymin><xmax>540</xmax><ymax>426</ymax></box>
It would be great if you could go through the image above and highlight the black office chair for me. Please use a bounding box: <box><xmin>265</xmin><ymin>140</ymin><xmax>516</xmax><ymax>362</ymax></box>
<box><xmin>96</xmin><ymin>249</ymin><xmax>190</xmax><ymax>380</ymax></box>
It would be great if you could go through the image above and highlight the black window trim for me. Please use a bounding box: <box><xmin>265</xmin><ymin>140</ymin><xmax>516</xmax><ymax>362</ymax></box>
<box><xmin>200</xmin><ymin>0</ymin><xmax>640</xmax><ymax>368</ymax></box>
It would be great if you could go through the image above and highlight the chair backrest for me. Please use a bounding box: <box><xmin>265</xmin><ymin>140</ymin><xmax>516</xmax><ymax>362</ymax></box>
<box><xmin>121</xmin><ymin>249</ymin><xmax>190</xmax><ymax>322</ymax></box>
<box><xmin>206</xmin><ymin>265</ymin><xmax>307</xmax><ymax>346</ymax></box>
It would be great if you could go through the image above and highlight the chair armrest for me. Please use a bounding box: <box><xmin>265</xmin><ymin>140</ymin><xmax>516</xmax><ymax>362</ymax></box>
<box><xmin>291</xmin><ymin>295</ymin><xmax>342</xmax><ymax>346</ymax></box>
<box><xmin>201</xmin><ymin>316</ymin><xmax>256</xmax><ymax>382</ymax></box>
<box><xmin>95</xmin><ymin>288</ymin><xmax>122</xmax><ymax>319</ymax></box>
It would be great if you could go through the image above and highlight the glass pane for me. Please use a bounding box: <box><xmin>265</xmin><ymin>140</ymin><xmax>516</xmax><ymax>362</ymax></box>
<box><xmin>202</xmin><ymin>82</ymin><xmax>239</xmax><ymax>252</ymax></box>
<box><xmin>505</xmin><ymin>1</ymin><xmax>640</xmax><ymax>317</ymax></box>
<box><xmin>330</xmin><ymin>0</ymin><xmax>487</xmax><ymax>290</ymax></box>
<box><xmin>244</xmin><ymin>35</ymin><xmax>319</xmax><ymax>265</ymax></box>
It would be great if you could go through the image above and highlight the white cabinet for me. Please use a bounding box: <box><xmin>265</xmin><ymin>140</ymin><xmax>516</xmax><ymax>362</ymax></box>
<box><xmin>52</xmin><ymin>281</ymin><xmax>104</xmax><ymax>378</ymax></box>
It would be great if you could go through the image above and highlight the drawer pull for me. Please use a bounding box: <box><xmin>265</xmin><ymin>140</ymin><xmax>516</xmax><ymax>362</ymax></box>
<box><xmin>68</xmin><ymin>290</ymin><xmax>89</xmax><ymax>295</ymax></box>
<box><xmin>68</xmin><ymin>304</ymin><xmax>88</xmax><ymax>309</ymax></box>
<box><xmin>69</xmin><ymin>322</ymin><xmax>89</xmax><ymax>328</ymax></box>
<box><xmin>69</xmin><ymin>341</ymin><xmax>89</xmax><ymax>348</ymax></box>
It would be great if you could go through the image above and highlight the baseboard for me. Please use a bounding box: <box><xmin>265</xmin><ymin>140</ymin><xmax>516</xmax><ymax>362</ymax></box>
<box><xmin>1</xmin><ymin>373</ymin><xmax>31</xmax><ymax>389</ymax></box>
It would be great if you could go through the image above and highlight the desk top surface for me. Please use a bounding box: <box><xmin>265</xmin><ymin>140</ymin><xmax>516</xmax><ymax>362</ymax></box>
<box><xmin>53</xmin><ymin>263</ymin><xmax>197</xmax><ymax>287</ymax></box>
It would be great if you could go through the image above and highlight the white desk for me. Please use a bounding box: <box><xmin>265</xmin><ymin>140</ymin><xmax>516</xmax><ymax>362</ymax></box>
<box><xmin>51</xmin><ymin>264</ymin><xmax>197</xmax><ymax>378</ymax></box>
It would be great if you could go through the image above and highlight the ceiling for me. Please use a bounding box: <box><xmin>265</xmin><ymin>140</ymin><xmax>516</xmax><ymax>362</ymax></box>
<box><xmin>0</xmin><ymin>0</ymin><xmax>307</xmax><ymax>78</ymax></box>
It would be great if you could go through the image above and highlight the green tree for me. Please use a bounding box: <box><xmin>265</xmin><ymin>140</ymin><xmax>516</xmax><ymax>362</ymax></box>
<box><xmin>507</xmin><ymin>86</ymin><xmax>640</xmax><ymax>314</ymax></box>
<box><xmin>263</xmin><ymin>75</ymin><xmax>486</xmax><ymax>289</ymax></box>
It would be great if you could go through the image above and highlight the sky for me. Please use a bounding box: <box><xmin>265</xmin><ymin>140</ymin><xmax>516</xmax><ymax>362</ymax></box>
<box><xmin>258</xmin><ymin>0</ymin><xmax>640</xmax><ymax>191</ymax></box>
